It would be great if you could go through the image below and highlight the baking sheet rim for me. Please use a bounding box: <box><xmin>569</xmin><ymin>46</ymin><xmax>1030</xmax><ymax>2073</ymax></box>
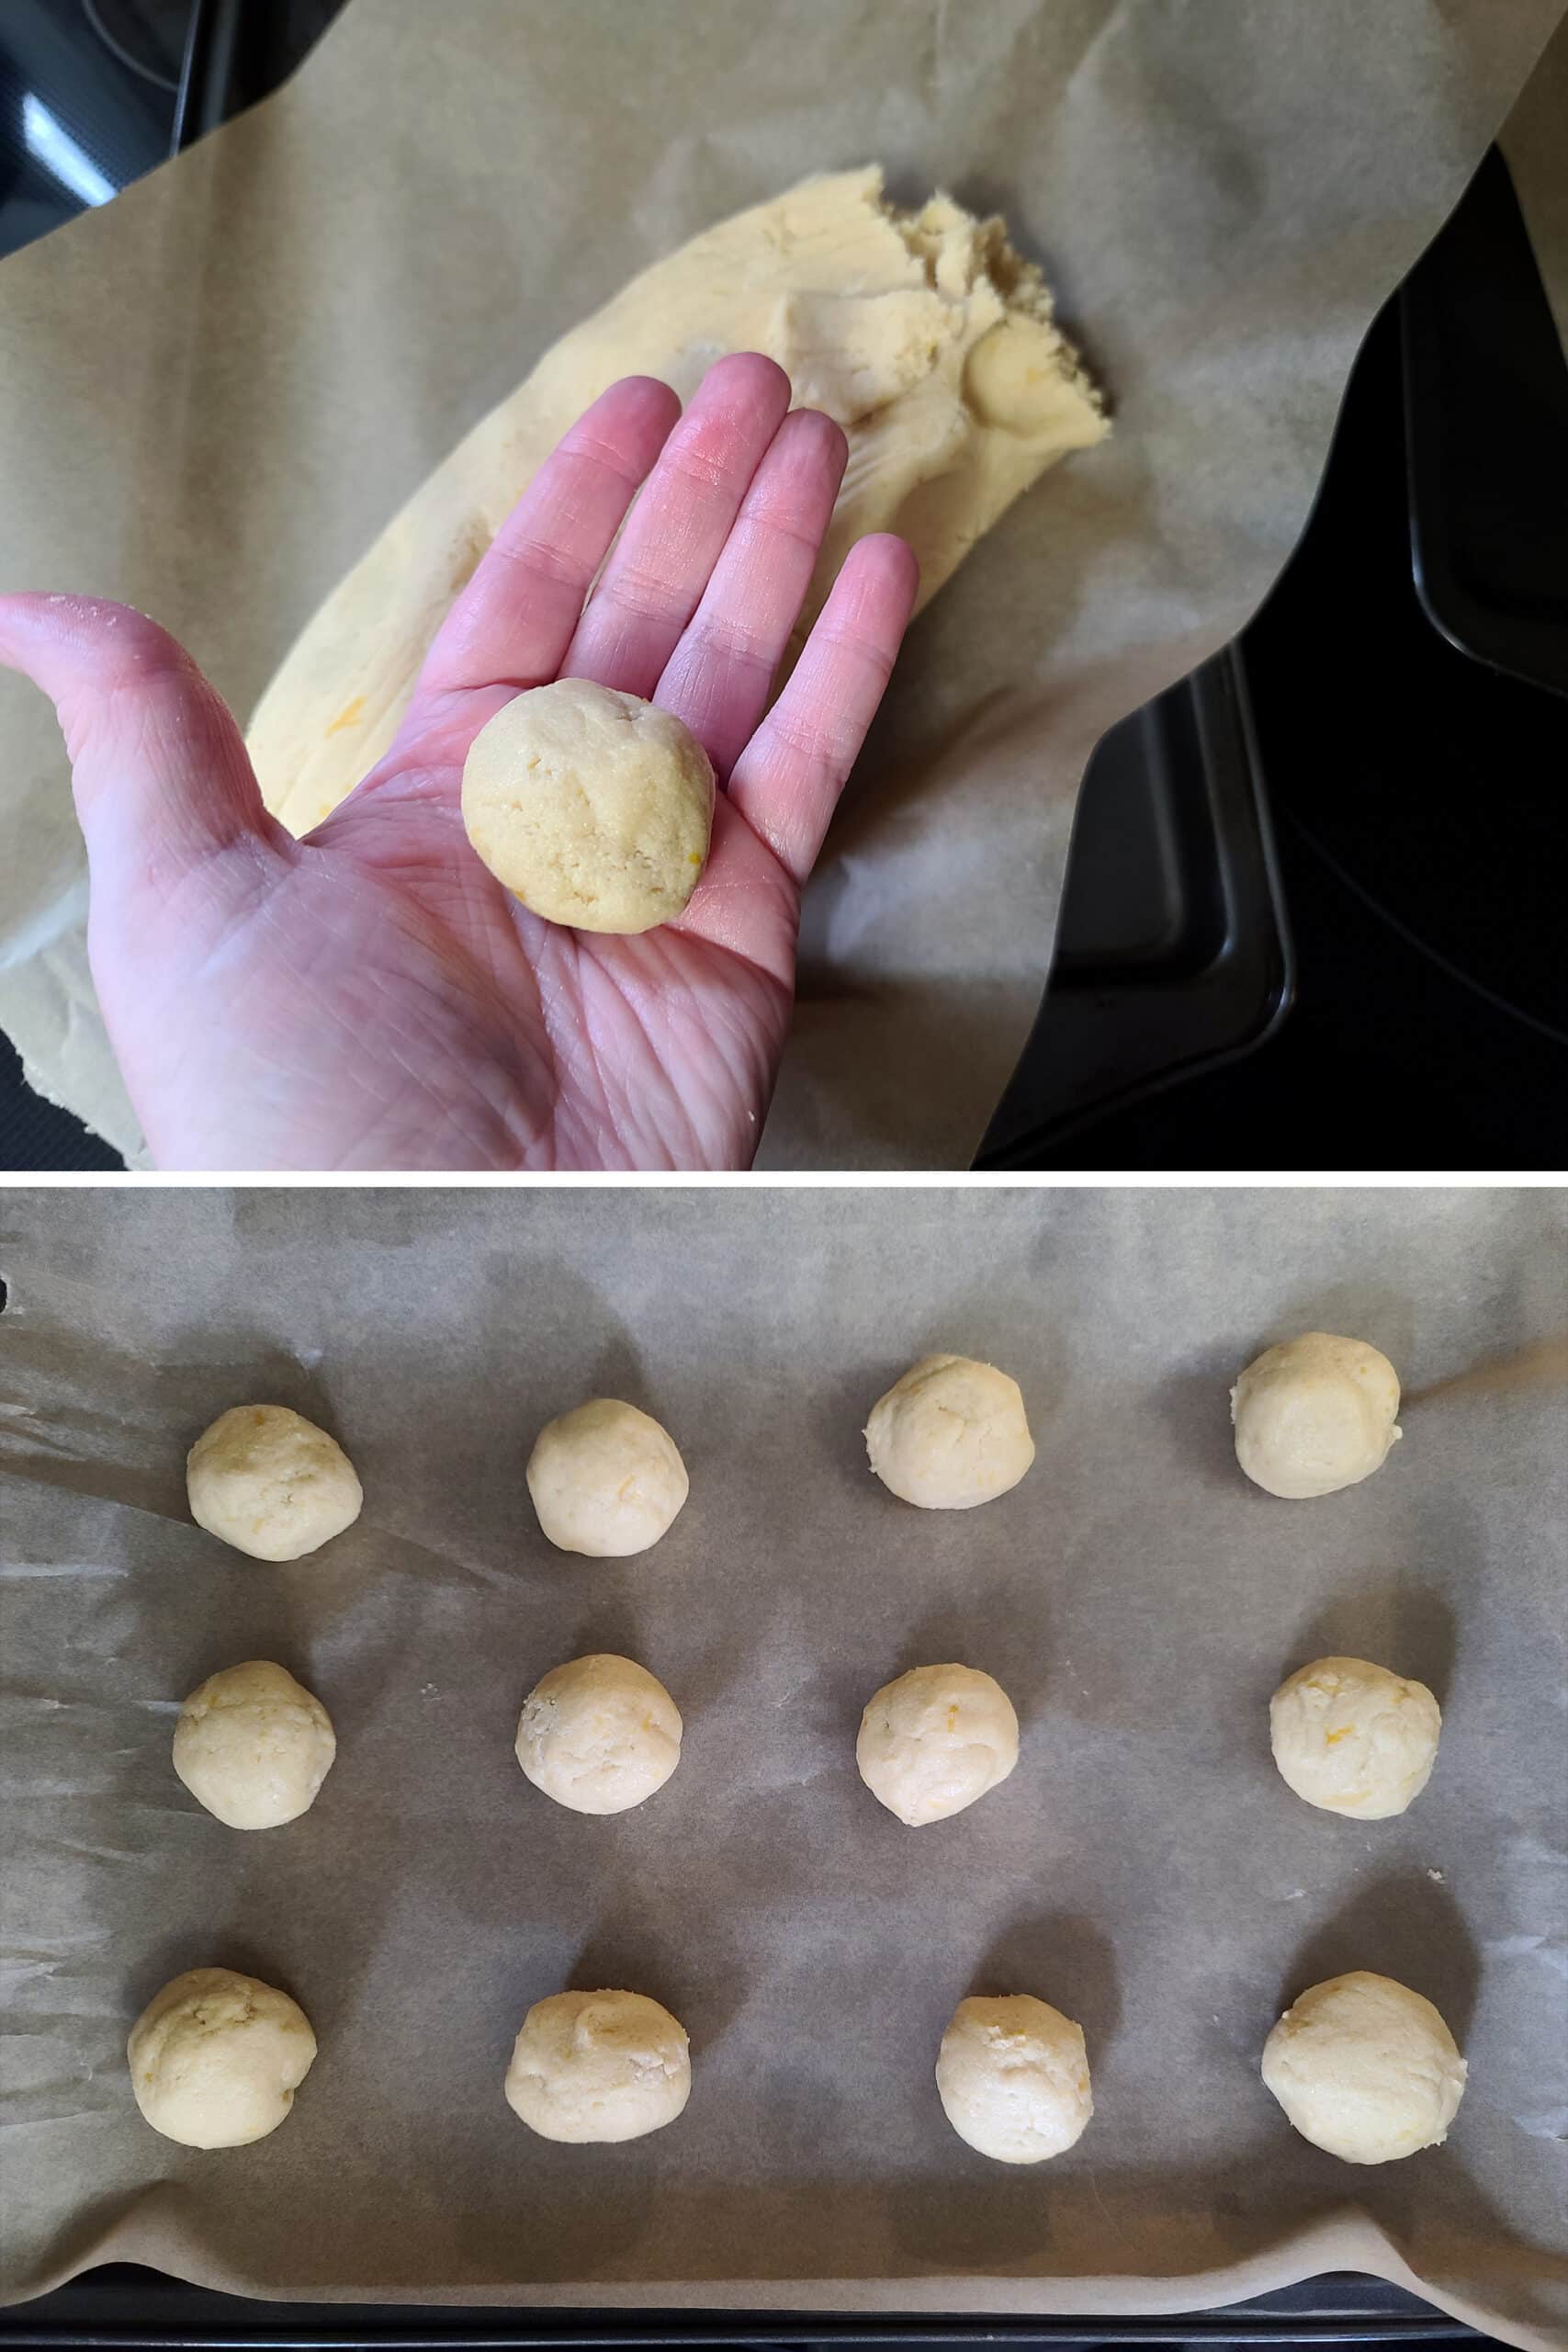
<box><xmin>16</xmin><ymin>2200</ymin><xmax>1563</xmax><ymax>2351</ymax></box>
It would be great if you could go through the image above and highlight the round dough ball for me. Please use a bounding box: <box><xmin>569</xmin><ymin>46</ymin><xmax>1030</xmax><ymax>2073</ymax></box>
<box><xmin>864</xmin><ymin>1354</ymin><xmax>1034</xmax><ymax>1510</ymax></box>
<box><xmin>127</xmin><ymin>1966</ymin><xmax>316</xmax><ymax>2148</ymax></box>
<box><xmin>173</xmin><ymin>1659</ymin><xmax>337</xmax><ymax>1830</ymax></box>
<box><xmin>525</xmin><ymin>1397</ymin><xmax>688</xmax><ymax>1558</ymax></box>
<box><xmin>856</xmin><ymin>1664</ymin><xmax>1020</xmax><ymax>1826</ymax></box>
<box><xmin>936</xmin><ymin>1994</ymin><xmax>1093</xmax><ymax>2163</ymax></box>
<box><xmin>461</xmin><ymin>678</ymin><xmax>715</xmax><ymax>934</ymax></box>
<box><xmin>1269</xmin><ymin>1656</ymin><xmax>1440</xmax><ymax>1819</ymax></box>
<box><xmin>504</xmin><ymin>1988</ymin><xmax>691</xmax><ymax>2143</ymax></box>
<box><xmin>1231</xmin><ymin>1333</ymin><xmax>1401</xmax><ymax>1499</ymax></box>
<box><xmin>1261</xmin><ymin>1971</ymin><xmax>1466</xmax><ymax>2165</ymax></box>
<box><xmin>516</xmin><ymin>1653</ymin><xmax>682</xmax><ymax>1815</ymax></box>
<box><xmin>186</xmin><ymin>1405</ymin><xmax>362</xmax><ymax>1562</ymax></box>
<box><xmin>964</xmin><ymin>318</ymin><xmax>1076</xmax><ymax>435</ymax></box>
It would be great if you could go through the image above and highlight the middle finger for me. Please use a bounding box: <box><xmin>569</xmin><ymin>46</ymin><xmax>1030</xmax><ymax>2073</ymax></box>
<box><xmin>655</xmin><ymin>406</ymin><xmax>848</xmax><ymax>783</ymax></box>
<box><xmin>562</xmin><ymin>351</ymin><xmax>790</xmax><ymax>697</ymax></box>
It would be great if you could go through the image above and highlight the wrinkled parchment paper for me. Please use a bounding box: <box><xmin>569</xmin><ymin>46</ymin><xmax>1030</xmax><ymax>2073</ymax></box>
<box><xmin>1</xmin><ymin>1</ymin><xmax>1565</xmax><ymax>1170</ymax></box>
<box><xmin>2</xmin><ymin>1187</ymin><xmax>1564</xmax><ymax>2338</ymax></box>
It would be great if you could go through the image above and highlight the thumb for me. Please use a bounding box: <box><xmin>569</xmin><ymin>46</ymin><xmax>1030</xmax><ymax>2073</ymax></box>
<box><xmin>0</xmin><ymin>594</ymin><xmax>287</xmax><ymax>883</ymax></box>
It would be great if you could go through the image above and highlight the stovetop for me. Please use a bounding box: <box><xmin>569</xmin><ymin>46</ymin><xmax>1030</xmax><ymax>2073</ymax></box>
<box><xmin>983</xmin><ymin>147</ymin><xmax>1568</xmax><ymax>1168</ymax></box>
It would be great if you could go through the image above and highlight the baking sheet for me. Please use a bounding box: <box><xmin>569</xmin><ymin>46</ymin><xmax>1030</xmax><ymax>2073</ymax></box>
<box><xmin>1</xmin><ymin>0</ymin><xmax>1565</xmax><ymax>1170</ymax></box>
<box><xmin>1</xmin><ymin>1187</ymin><xmax>1565</xmax><ymax>2338</ymax></box>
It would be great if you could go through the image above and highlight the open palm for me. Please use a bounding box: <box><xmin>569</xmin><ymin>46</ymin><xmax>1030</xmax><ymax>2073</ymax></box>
<box><xmin>0</xmin><ymin>355</ymin><xmax>916</xmax><ymax>1170</ymax></box>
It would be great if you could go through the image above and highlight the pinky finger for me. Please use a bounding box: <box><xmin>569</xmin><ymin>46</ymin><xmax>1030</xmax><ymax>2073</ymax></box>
<box><xmin>725</xmin><ymin>534</ymin><xmax>918</xmax><ymax>886</ymax></box>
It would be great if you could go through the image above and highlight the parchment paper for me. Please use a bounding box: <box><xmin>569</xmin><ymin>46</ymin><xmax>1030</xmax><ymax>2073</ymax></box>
<box><xmin>1503</xmin><ymin>6</ymin><xmax>1568</xmax><ymax>349</ymax></box>
<box><xmin>1</xmin><ymin>2</ymin><xmax>1565</xmax><ymax>1170</ymax></box>
<box><xmin>2</xmin><ymin>1187</ymin><xmax>1564</xmax><ymax>2338</ymax></box>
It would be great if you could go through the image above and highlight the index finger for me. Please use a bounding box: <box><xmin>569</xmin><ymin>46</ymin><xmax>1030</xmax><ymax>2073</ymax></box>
<box><xmin>410</xmin><ymin>375</ymin><xmax>681</xmax><ymax>708</ymax></box>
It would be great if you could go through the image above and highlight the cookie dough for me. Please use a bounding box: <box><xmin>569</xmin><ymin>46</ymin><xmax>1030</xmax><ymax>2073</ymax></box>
<box><xmin>173</xmin><ymin>1659</ymin><xmax>336</xmax><ymax>1829</ymax></box>
<box><xmin>504</xmin><ymin>1988</ymin><xmax>691</xmax><ymax>2143</ymax></box>
<box><xmin>516</xmin><ymin>1653</ymin><xmax>682</xmax><ymax>1815</ymax></box>
<box><xmin>856</xmin><ymin>1663</ymin><xmax>1020</xmax><ymax>1825</ymax></box>
<box><xmin>186</xmin><ymin>1404</ymin><xmax>362</xmax><ymax>1561</ymax></box>
<box><xmin>525</xmin><ymin>1396</ymin><xmax>688</xmax><ymax>1557</ymax></box>
<box><xmin>1269</xmin><ymin>1656</ymin><xmax>1440</xmax><ymax>1819</ymax></box>
<box><xmin>247</xmin><ymin>167</ymin><xmax>1106</xmax><ymax>838</ymax></box>
<box><xmin>462</xmin><ymin>681</ymin><xmax>714</xmax><ymax>933</ymax></box>
<box><xmin>936</xmin><ymin>1994</ymin><xmax>1093</xmax><ymax>2163</ymax></box>
<box><xmin>1232</xmin><ymin>1333</ymin><xmax>1402</xmax><ymax>1499</ymax></box>
<box><xmin>1261</xmin><ymin>1971</ymin><xmax>1466</xmax><ymax>2164</ymax></box>
<box><xmin>127</xmin><ymin>1966</ymin><xmax>316</xmax><ymax>2147</ymax></box>
<box><xmin>864</xmin><ymin>1353</ymin><xmax>1033</xmax><ymax>1510</ymax></box>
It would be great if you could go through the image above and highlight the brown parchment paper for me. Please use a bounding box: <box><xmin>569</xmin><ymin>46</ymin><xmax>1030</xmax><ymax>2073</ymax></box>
<box><xmin>2</xmin><ymin>1187</ymin><xmax>1565</xmax><ymax>2337</ymax></box>
<box><xmin>1503</xmin><ymin>6</ymin><xmax>1568</xmax><ymax>349</ymax></box>
<box><xmin>2</xmin><ymin>2</ymin><xmax>1566</xmax><ymax>1170</ymax></box>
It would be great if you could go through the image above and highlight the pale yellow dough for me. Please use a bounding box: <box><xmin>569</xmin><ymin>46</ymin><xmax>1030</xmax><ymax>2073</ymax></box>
<box><xmin>516</xmin><ymin>1653</ymin><xmax>682</xmax><ymax>1815</ymax></box>
<box><xmin>1232</xmin><ymin>1332</ymin><xmax>1402</xmax><ymax>1499</ymax></box>
<box><xmin>856</xmin><ymin>1663</ymin><xmax>1020</xmax><ymax>1825</ymax></box>
<box><xmin>1269</xmin><ymin>1655</ymin><xmax>1440</xmax><ymax>1819</ymax></box>
<box><xmin>173</xmin><ymin>1659</ymin><xmax>336</xmax><ymax>1830</ymax></box>
<box><xmin>1261</xmin><ymin>1971</ymin><xmax>1466</xmax><ymax>2165</ymax></box>
<box><xmin>526</xmin><ymin>1396</ymin><xmax>689</xmax><ymax>1557</ymax></box>
<box><xmin>936</xmin><ymin>1994</ymin><xmax>1092</xmax><ymax>2164</ymax></box>
<box><xmin>127</xmin><ymin>1967</ymin><xmax>316</xmax><ymax>2148</ymax></box>
<box><xmin>504</xmin><ymin>1989</ymin><xmax>690</xmax><ymax>2143</ymax></box>
<box><xmin>864</xmin><ymin>1353</ymin><xmax>1033</xmax><ymax>1510</ymax></box>
<box><xmin>247</xmin><ymin>167</ymin><xmax>1107</xmax><ymax>836</ymax></box>
<box><xmin>186</xmin><ymin>1404</ymin><xmax>363</xmax><ymax>1561</ymax></box>
<box><xmin>462</xmin><ymin>681</ymin><xmax>714</xmax><ymax>933</ymax></box>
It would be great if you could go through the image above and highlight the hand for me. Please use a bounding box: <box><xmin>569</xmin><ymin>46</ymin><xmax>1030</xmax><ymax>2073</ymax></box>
<box><xmin>0</xmin><ymin>354</ymin><xmax>916</xmax><ymax>1170</ymax></box>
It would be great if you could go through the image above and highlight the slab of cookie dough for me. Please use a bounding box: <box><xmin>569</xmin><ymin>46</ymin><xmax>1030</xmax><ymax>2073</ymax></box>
<box><xmin>248</xmin><ymin>165</ymin><xmax>1106</xmax><ymax>837</ymax></box>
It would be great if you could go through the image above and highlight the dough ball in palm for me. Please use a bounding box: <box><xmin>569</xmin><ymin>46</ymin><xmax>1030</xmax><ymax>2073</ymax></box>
<box><xmin>461</xmin><ymin>679</ymin><xmax>714</xmax><ymax>934</ymax></box>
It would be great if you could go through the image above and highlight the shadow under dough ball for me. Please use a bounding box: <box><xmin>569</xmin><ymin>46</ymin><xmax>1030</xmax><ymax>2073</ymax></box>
<box><xmin>186</xmin><ymin>1404</ymin><xmax>363</xmax><ymax>1561</ymax></box>
<box><xmin>864</xmin><ymin>1353</ymin><xmax>1034</xmax><ymax>1509</ymax></box>
<box><xmin>504</xmin><ymin>1989</ymin><xmax>691</xmax><ymax>2143</ymax></box>
<box><xmin>127</xmin><ymin>1967</ymin><xmax>317</xmax><ymax>2147</ymax></box>
<box><xmin>1261</xmin><ymin>1971</ymin><xmax>1466</xmax><ymax>2164</ymax></box>
<box><xmin>461</xmin><ymin>678</ymin><xmax>715</xmax><ymax>933</ymax></box>
<box><xmin>1231</xmin><ymin>1332</ymin><xmax>1402</xmax><ymax>1498</ymax></box>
